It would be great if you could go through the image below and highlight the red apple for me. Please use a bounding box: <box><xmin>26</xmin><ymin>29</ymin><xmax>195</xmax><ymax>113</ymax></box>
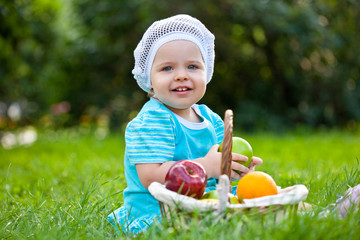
<box><xmin>165</xmin><ymin>160</ymin><xmax>207</xmax><ymax>199</ymax></box>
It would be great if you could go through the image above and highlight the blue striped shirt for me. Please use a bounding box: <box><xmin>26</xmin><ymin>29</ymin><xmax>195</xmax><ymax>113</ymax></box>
<box><xmin>118</xmin><ymin>98</ymin><xmax>224</xmax><ymax>231</ymax></box>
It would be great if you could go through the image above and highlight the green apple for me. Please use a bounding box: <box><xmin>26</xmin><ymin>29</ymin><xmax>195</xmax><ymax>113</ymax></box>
<box><xmin>201</xmin><ymin>190</ymin><xmax>218</xmax><ymax>200</ymax></box>
<box><xmin>228</xmin><ymin>193</ymin><xmax>241</xmax><ymax>204</ymax></box>
<box><xmin>219</xmin><ymin>136</ymin><xmax>253</xmax><ymax>169</ymax></box>
<box><xmin>201</xmin><ymin>190</ymin><xmax>241</xmax><ymax>204</ymax></box>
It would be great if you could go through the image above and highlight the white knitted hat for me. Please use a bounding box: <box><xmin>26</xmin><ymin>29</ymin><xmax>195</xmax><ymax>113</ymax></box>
<box><xmin>132</xmin><ymin>14</ymin><xmax>215</xmax><ymax>92</ymax></box>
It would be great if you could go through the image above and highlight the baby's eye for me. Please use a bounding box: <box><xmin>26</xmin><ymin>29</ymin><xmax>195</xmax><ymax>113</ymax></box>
<box><xmin>188</xmin><ymin>65</ymin><xmax>197</xmax><ymax>70</ymax></box>
<box><xmin>163</xmin><ymin>66</ymin><xmax>173</xmax><ymax>71</ymax></box>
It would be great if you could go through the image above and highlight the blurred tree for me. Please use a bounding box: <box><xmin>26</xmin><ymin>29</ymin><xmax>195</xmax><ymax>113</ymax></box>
<box><xmin>0</xmin><ymin>0</ymin><xmax>60</xmax><ymax>126</ymax></box>
<box><xmin>1</xmin><ymin>0</ymin><xmax>359</xmax><ymax>131</ymax></box>
<box><xmin>204</xmin><ymin>0</ymin><xmax>360</xmax><ymax>131</ymax></box>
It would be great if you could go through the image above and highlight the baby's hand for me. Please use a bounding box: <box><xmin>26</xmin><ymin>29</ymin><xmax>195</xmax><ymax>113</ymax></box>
<box><xmin>230</xmin><ymin>153</ymin><xmax>249</xmax><ymax>179</ymax></box>
<box><xmin>249</xmin><ymin>156</ymin><xmax>263</xmax><ymax>169</ymax></box>
<box><xmin>195</xmin><ymin>144</ymin><xmax>222</xmax><ymax>178</ymax></box>
<box><xmin>196</xmin><ymin>145</ymin><xmax>263</xmax><ymax>180</ymax></box>
<box><xmin>231</xmin><ymin>155</ymin><xmax>263</xmax><ymax>179</ymax></box>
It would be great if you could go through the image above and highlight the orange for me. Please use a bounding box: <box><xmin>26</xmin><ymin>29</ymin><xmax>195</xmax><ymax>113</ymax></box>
<box><xmin>236</xmin><ymin>171</ymin><xmax>278</xmax><ymax>199</ymax></box>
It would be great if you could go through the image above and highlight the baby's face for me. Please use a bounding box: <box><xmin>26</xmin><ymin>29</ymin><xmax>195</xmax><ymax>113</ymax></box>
<box><xmin>150</xmin><ymin>40</ymin><xmax>207</xmax><ymax>114</ymax></box>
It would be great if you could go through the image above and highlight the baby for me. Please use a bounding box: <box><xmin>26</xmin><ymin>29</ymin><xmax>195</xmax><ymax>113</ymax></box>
<box><xmin>108</xmin><ymin>14</ymin><xmax>262</xmax><ymax>235</ymax></box>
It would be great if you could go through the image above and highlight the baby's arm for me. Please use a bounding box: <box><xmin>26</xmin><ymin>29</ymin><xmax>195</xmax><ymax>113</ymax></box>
<box><xmin>135</xmin><ymin>144</ymin><xmax>230</xmax><ymax>189</ymax></box>
<box><xmin>137</xmin><ymin>144</ymin><xmax>262</xmax><ymax>189</ymax></box>
<box><xmin>136</xmin><ymin>161</ymin><xmax>176</xmax><ymax>189</ymax></box>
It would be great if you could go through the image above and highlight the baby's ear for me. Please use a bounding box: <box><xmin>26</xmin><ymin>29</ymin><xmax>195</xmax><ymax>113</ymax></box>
<box><xmin>148</xmin><ymin>88</ymin><xmax>155</xmax><ymax>98</ymax></box>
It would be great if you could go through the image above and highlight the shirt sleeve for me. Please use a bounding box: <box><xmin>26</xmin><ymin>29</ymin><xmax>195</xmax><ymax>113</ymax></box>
<box><xmin>125</xmin><ymin>109</ymin><xmax>176</xmax><ymax>164</ymax></box>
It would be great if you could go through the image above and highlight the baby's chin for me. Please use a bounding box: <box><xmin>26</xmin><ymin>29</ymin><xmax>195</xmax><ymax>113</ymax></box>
<box><xmin>164</xmin><ymin>104</ymin><xmax>192</xmax><ymax>112</ymax></box>
<box><xmin>153</xmin><ymin>98</ymin><xmax>191</xmax><ymax>109</ymax></box>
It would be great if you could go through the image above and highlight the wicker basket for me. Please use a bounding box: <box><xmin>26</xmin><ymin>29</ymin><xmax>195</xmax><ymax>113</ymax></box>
<box><xmin>148</xmin><ymin>110</ymin><xmax>309</xmax><ymax>216</ymax></box>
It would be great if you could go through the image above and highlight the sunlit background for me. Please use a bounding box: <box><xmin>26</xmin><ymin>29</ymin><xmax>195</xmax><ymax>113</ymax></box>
<box><xmin>1</xmin><ymin>0</ymin><xmax>360</xmax><ymax>149</ymax></box>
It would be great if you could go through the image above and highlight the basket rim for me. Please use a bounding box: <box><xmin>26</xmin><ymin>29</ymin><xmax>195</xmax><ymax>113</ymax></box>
<box><xmin>149</xmin><ymin>182</ymin><xmax>309</xmax><ymax>212</ymax></box>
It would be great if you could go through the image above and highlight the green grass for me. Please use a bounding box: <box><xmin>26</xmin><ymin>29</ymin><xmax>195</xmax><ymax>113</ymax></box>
<box><xmin>1</xmin><ymin>128</ymin><xmax>360</xmax><ymax>239</ymax></box>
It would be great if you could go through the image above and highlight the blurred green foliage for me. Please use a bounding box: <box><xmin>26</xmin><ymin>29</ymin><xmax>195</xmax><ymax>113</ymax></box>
<box><xmin>1</xmin><ymin>0</ymin><xmax>359</xmax><ymax>131</ymax></box>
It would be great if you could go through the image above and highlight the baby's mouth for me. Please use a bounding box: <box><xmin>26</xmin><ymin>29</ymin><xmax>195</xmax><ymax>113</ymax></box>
<box><xmin>173</xmin><ymin>87</ymin><xmax>191</xmax><ymax>92</ymax></box>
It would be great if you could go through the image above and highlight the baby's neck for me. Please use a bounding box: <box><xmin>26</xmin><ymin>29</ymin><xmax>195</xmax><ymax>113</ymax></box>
<box><xmin>152</xmin><ymin>97</ymin><xmax>202</xmax><ymax>123</ymax></box>
<box><xmin>169</xmin><ymin>106</ymin><xmax>201</xmax><ymax>123</ymax></box>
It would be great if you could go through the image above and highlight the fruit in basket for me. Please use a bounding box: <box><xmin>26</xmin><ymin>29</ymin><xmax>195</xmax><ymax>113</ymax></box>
<box><xmin>236</xmin><ymin>171</ymin><xmax>278</xmax><ymax>199</ymax></box>
<box><xmin>201</xmin><ymin>190</ymin><xmax>218</xmax><ymax>200</ymax></box>
<box><xmin>199</xmin><ymin>198</ymin><xmax>219</xmax><ymax>203</ymax></box>
<box><xmin>201</xmin><ymin>190</ymin><xmax>241</xmax><ymax>204</ymax></box>
<box><xmin>165</xmin><ymin>160</ymin><xmax>207</xmax><ymax>199</ymax></box>
<box><xmin>219</xmin><ymin>136</ymin><xmax>253</xmax><ymax>169</ymax></box>
<box><xmin>229</xmin><ymin>193</ymin><xmax>241</xmax><ymax>204</ymax></box>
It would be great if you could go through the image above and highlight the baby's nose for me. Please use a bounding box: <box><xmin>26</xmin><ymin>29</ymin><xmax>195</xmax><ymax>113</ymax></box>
<box><xmin>174</xmin><ymin>69</ymin><xmax>189</xmax><ymax>81</ymax></box>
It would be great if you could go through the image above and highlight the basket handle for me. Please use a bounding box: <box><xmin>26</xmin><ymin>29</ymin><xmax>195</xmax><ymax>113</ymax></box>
<box><xmin>220</xmin><ymin>109</ymin><xmax>233</xmax><ymax>182</ymax></box>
